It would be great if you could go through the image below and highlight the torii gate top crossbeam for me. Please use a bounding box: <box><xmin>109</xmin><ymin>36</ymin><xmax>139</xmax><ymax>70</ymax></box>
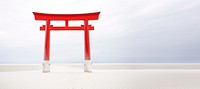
<box><xmin>33</xmin><ymin>12</ymin><xmax>100</xmax><ymax>20</ymax></box>
<box><xmin>33</xmin><ymin>12</ymin><xmax>100</xmax><ymax>31</ymax></box>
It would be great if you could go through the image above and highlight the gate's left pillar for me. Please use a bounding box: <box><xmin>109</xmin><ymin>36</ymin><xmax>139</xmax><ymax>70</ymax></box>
<box><xmin>43</xmin><ymin>20</ymin><xmax>51</xmax><ymax>73</ymax></box>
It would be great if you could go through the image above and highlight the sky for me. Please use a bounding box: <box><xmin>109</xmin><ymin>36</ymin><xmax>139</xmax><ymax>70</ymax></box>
<box><xmin>0</xmin><ymin>0</ymin><xmax>200</xmax><ymax>63</ymax></box>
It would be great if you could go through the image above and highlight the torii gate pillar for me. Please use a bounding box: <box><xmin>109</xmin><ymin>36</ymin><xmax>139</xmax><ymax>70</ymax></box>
<box><xmin>84</xmin><ymin>20</ymin><xmax>92</xmax><ymax>72</ymax></box>
<box><xmin>33</xmin><ymin>12</ymin><xmax>100</xmax><ymax>73</ymax></box>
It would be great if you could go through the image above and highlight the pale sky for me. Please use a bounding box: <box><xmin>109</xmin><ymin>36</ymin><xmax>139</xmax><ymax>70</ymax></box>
<box><xmin>0</xmin><ymin>0</ymin><xmax>200</xmax><ymax>63</ymax></box>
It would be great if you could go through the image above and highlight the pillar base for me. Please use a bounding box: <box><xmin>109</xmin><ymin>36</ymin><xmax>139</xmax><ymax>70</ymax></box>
<box><xmin>43</xmin><ymin>60</ymin><xmax>50</xmax><ymax>73</ymax></box>
<box><xmin>84</xmin><ymin>60</ymin><xmax>92</xmax><ymax>72</ymax></box>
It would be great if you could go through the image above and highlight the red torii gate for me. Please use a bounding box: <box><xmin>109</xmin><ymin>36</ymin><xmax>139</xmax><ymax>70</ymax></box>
<box><xmin>33</xmin><ymin>12</ymin><xmax>100</xmax><ymax>72</ymax></box>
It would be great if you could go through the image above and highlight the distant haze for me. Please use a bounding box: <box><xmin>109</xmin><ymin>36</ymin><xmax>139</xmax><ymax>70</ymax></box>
<box><xmin>0</xmin><ymin>0</ymin><xmax>200</xmax><ymax>63</ymax></box>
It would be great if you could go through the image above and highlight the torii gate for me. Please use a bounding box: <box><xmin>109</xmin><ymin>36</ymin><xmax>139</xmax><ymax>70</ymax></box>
<box><xmin>33</xmin><ymin>12</ymin><xmax>100</xmax><ymax>73</ymax></box>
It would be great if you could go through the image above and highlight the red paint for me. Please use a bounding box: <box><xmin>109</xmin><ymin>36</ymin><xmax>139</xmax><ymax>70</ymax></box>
<box><xmin>44</xmin><ymin>20</ymin><xmax>50</xmax><ymax>60</ymax></box>
<box><xmin>84</xmin><ymin>20</ymin><xmax>90</xmax><ymax>60</ymax></box>
<box><xmin>33</xmin><ymin>12</ymin><xmax>100</xmax><ymax>61</ymax></box>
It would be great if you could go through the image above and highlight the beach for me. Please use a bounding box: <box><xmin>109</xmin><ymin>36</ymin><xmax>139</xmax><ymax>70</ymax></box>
<box><xmin>0</xmin><ymin>63</ymin><xmax>200</xmax><ymax>89</ymax></box>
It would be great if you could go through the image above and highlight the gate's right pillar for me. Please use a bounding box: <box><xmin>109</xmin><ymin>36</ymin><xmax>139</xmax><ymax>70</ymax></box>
<box><xmin>84</xmin><ymin>19</ymin><xmax>92</xmax><ymax>72</ymax></box>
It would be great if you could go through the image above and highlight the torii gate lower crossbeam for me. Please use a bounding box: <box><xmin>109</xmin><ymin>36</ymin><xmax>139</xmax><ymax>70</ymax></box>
<box><xmin>33</xmin><ymin>12</ymin><xmax>100</xmax><ymax>73</ymax></box>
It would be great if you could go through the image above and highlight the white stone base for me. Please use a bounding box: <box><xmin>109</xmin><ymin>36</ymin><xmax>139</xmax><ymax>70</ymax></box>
<box><xmin>84</xmin><ymin>60</ymin><xmax>92</xmax><ymax>72</ymax></box>
<box><xmin>42</xmin><ymin>60</ymin><xmax>50</xmax><ymax>73</ymax></box>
